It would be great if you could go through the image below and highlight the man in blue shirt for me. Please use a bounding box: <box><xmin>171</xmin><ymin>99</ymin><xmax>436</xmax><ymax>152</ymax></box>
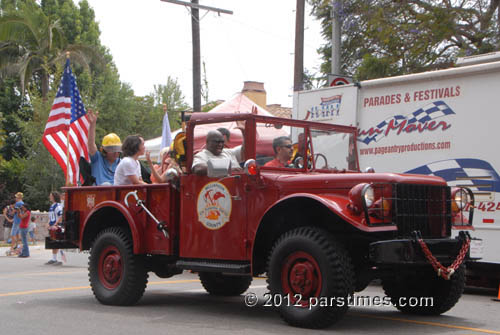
<box><xmin>9</xmin><ymin>192</ymin><xmax>24</xmax><ymax>254</ymax></box>
<box><xmin>87</xmin><ymin>110</ymin><xmax>122</xmax><ymax>185</ymax></box>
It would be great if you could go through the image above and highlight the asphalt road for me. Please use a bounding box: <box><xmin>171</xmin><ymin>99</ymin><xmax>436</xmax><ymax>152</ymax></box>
<box><xmin>1</xmin><ymin>245</ymin><xmax>500</xmax><ymax>335</ymax></box>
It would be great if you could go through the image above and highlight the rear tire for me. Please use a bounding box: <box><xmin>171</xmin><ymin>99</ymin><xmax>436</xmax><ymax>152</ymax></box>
<box><xmin>267</xmin><ymin>227</ymin><xmax>354</xmax><ymax>329</ymax></box>
<box><xmin>89</xmin><ymin>227</ymin><xmax>148</xmax><ymax>305</ymax></box>
<box><xmin>382</xmin><ymin>264</ymin><xmax>465</xmax><ymax>315</ymax></box>
<box><xmin>199</xmin><ymin>272</ymin><xmax>252</xmax><ymax>296</ymax></box>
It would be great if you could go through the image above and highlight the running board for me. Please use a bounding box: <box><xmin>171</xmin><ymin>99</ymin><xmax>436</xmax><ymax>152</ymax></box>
<box><xmin>176</xmin><ymin>259</ymin><xmax>251</xmax><ymax>274</ymax></box>
<box><xmin>45</xmin><ymin>237</ymin><xmax>78</xmax><ymax>249</ymax></box>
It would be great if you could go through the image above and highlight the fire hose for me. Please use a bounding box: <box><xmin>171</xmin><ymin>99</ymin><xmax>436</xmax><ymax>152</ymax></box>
<box><xmin>124</xmin><ymin>190</ymin><xmax>169</xmax><ymax>239</ymax></box>
<box><xmin>412</xmin><ymin>231</ymin><xmax>470</xmax><ymax>280</ymax></box>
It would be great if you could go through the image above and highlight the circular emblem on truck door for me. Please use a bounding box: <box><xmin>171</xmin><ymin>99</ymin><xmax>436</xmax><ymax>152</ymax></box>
<box><xmin>197</xmin><ymin>182</ymin><xmax>232</xmax><ymax>230</ymax></box>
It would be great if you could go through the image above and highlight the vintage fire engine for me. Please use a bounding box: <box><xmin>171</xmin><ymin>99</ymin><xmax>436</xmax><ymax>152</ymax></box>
<box><xmin>46</xmin><ymin>113</ymin><xmax>476</xmax><ymax>329</ymax></box>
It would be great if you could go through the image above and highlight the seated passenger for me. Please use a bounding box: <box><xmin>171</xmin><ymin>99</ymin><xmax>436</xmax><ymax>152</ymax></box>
<box><xmin>192</xmin><ymin>121</ymin><xmax>245</xmax><ymax>176</ymax></box>
<box><xmin>114</xmin><ymin>135</ymin><xmax>148</xmax><ymax>185</ymax></box>
<box><xmin>146</xmin><ymin>149</ymin><xmax>182</xmax><ymax>183</ymax></box>
<box><xmin>87</xmin><ymin>110</ymin><xmax>122</xmax><ymax>185</ymax></box>
<box><xmin>217</xmin><ymin>127</ymin><xmax>231</xmax><ymax>145</ymax></box>
<box><xmin>264</xmin><ymin>136</ymin><xmax>294</xmax><ymax>168</ymax></box>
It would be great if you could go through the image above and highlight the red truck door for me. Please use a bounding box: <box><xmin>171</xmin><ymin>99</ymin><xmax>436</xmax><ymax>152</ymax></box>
<box><xmin>179</xmin><ymin>174</ymin><xmax>248</xmax><ymax>260</ymax></box>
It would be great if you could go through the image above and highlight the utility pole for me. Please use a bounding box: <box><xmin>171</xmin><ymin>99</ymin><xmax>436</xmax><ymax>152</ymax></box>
<box><xmin>331</xmin><ymin>0</ymin><xmax>341</xmax><ymax>75</ymax></box>
<box><xmin>191</xmin><ymin>0</ymin><xmax>201</xmax><ymax>113</ymax></box>
<box><xmin>293</xmin><ymin>0</ymin><xmax>305</xmax><ymax>92</ymax></box>
<box><xmin>160</xmin><ymin>0</ymin><xmax>233</xmax><ymax>113</ymax></box>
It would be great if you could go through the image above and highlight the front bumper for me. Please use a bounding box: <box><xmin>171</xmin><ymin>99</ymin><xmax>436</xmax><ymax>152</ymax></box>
<box><xmin>369</xmin><ymin>237</ymin><xmax>473</xmax><ymax>265</ymax></box>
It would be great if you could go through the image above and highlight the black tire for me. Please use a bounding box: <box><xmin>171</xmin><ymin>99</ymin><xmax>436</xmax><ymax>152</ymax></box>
<box><xmin>267</xmin><ymin>227</ymin><xmax>354</xmax><ymax>329</ymax></box>
<box><xmin>199</xmin><ymin>272</ymin><xmax>252</xmax><ymax>296</ymax></box>
<box><xmin>382</xmin><ymin>264</ymin><xmax>465</xmax><ymax>315</ymax></box>
<box><xmin>89</xmin><ymin>227</ymin><xmax>148</xmax><ymax>305</ymax></box>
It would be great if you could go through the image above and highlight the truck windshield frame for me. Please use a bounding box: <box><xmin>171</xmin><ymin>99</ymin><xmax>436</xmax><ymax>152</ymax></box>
<box><xmin>185</xmin><ymin>113</ymin><xmax>360</xmax><ymax>174</ymax></box>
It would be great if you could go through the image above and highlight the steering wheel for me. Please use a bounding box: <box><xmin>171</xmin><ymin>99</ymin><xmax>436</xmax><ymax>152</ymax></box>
<box><xmin>293</xmin><ymin>156</ymin><xmax>304</xmax><ymax>169</ymax></box>
<box><xmin>314</xmin><ymin>153</ymin><xmax>328</xmax><ymax>169</ymax></box>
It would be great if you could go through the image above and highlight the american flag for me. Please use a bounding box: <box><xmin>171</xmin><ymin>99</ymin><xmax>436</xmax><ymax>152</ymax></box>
<box><xmin>359</xmin><ymin>101</ymin><xmax>455</xmax><ymax>145</ymax></box>
<box><xmin>42</xmin><ymin>58</ymin><xmax>89</xmax><ymax>185</ymax></box>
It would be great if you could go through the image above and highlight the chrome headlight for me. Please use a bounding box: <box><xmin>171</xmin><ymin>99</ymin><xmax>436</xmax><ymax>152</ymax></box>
<box><xmin>454</xmin><ymin>188</ymin><xmax>469</xmax><ymax>209</ymax></box>
<box><xmin>363</xmin><ymin>184</ymin><xmax>375</xmax><ymax>207</ymax></box>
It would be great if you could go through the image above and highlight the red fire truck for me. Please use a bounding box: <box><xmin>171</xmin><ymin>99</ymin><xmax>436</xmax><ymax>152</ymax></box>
<box><xmin>46</xmin><ymin>113</ymin><xmax>476</xmax><ymax>329</ymax></box>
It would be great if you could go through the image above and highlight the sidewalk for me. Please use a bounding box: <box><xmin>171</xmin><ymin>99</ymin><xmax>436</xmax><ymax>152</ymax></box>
<box><xmin>0</xmin><ymin>241</ymin><xmax>43</xmax><ymax>255</ymax></box>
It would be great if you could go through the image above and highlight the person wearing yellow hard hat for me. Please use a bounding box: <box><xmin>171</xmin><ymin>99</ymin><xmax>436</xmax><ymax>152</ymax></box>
<box><xmin>87</xmin><ymin>110</ymin><xmax>122</xmax><ymax>185</ymax></box>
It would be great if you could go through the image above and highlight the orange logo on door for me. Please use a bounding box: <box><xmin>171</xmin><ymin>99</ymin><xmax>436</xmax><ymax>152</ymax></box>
<box><xmin>197</xmin><ymin>182</ymin><xmax>232</xmax><ymax>230</ymax></box>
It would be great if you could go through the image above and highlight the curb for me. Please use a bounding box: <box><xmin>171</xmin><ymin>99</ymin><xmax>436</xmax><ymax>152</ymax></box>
<box><xmin>0</xmin><ymin>244</ymin><xmax>42</xmax><ymax>255</ymax></box>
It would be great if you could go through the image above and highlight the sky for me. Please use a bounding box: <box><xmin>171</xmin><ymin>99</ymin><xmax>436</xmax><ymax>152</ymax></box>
<box><xmin>83</xmin><ymin>0</ymin><xmax>325</xmax><ymax>108</ymax></box>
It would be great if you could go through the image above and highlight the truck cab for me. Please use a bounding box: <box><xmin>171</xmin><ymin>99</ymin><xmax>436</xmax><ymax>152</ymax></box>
<box><xmin>46</xmin><ymin>113</ymin><xmax>476</xmax><ymax>329</ymax></box>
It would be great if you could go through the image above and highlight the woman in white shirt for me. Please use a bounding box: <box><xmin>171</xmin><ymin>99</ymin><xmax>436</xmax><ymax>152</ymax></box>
<box><xmin>114</xmin><ymin>135</ymin><xmax>147</xmax><ymax>185</ymax></box>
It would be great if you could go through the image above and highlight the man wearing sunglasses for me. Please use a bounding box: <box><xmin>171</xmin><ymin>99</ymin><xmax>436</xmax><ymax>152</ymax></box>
<box><xmin>192</xmin><ymin>121</ymin><xmax>245</xmax><ymax>176</ymax></box>
<box><xmin>264</xmin><ymin>136</ymin><xmax>294</xmax><ymax>168</ymax></box>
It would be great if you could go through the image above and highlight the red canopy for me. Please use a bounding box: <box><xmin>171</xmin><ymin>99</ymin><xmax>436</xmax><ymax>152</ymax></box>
<box><xmin>192</xmin><ymin>93</ymin><xmax>289</xmax><ymax>156</ymax></box>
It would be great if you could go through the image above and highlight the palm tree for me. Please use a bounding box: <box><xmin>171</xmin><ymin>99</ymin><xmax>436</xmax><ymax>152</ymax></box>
<box><xmin>0</xmin><ymin>1</ymin><xmax>99</xmax><ymax>100</ymax></box>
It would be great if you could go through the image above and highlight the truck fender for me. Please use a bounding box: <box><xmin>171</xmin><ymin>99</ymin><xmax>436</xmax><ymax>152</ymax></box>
<box><xmin>251</xmin><ymin>192</ymin><xmax>397</xmax><ymax>275</ymax></box>
<box><xmin>82</xmin><ymin>200</ymin><xmax>142</xmax><ymax>253</ymax></box>
<box><xmin>258</xmin><ymin>192</ymin><xmax>373</xmax><ymax>232</ymax></box>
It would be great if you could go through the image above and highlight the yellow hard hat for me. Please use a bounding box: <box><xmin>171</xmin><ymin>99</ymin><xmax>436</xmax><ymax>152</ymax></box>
<box><xmin>102</xmin><ymin>133</ymin><xmax>122</xmax><ymax>152</ymax></box>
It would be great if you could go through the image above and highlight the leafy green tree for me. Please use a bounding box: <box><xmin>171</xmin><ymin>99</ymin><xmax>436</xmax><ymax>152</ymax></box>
<box><xmin>303</xmin><ymin>68</ymin><xmax>324</xmax><ymax>90</ymax></box>
<box><xmin>0</xmin><ymin>0</ymin><xmax>99</xmax><ymax>99</ymax></box>
<box><xmin>152</xmin><ymin>76</ymin><xmax>189</xmax><ymax>133</ymax></box>
<box><xmin>18</xmin><ymin>91</ymin><xmax>64</xmax><ymax>210</ymax></box>
<box><xmin>0</xmin><ymin>1</ymin><xmax>191</xmax><ymax>209</ymax></box>
<box><xmin>201</xmin><ymin>60</ymin><xmax>209</xmax><ymax>104</ymax></box>
<box><xmin>309</xmin><ymin>0</ymin><xmax>500</xmax><ymax>81</ymax></box>
<box><xmin>0</xmin><ymin>156</ymin><xmax>25</xmax><ymax>205</ymax></box>
<box><xmin>0</xmin><ymin>77</ymin><xmax>32</xmax><ymax>160</ymax></box>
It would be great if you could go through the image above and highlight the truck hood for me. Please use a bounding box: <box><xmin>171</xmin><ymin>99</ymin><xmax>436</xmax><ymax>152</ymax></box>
<box><xmin>268</xmin><ymin>172</ymin><xmax>447</xmax><ymax>191</ymax></box>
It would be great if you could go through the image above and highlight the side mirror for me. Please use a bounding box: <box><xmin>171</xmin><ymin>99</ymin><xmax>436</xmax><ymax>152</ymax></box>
<box><xmin>207</xmin><ymin>158</ymin><xmax>231</xmax><ymax>178</ymax></box>
<box><xmin>244</xmin><ymin>159</ymin><xmax>259</xmax><ymax>176</ymax></box>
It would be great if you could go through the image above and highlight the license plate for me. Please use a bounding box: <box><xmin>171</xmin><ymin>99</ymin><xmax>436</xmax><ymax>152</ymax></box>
<box><xmin>469</xmin><ymin>238</ymin><xmax>484</xmax><ymax>259</ymax></box>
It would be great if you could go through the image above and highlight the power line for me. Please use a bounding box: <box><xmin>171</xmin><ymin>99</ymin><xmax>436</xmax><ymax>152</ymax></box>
<box><xmin>160</xmin><ymin>0</ymin><xmax>232</xmax><ymax>113</ymax></box>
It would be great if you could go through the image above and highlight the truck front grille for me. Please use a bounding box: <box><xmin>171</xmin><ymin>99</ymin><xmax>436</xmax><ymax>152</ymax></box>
<box><xmin>393</xmin><ymin>184</ymin><xmax>451</xmax><ymax>238</ymax></box>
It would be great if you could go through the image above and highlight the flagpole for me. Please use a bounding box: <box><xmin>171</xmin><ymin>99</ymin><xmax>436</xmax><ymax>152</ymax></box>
<box><xmin>65</xmin><ymin>52</ymin><xmax>71</xmax><ymax>186</ymax></box>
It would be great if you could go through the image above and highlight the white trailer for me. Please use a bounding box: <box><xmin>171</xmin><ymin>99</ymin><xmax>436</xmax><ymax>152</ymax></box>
<box><xmin>293</xmin><ymin>52</ymin><xmax>500</xmax><ymax>287</ymax></box>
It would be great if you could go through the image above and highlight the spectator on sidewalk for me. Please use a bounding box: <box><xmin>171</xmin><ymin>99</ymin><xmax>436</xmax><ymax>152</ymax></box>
<box><xmin>28</xmin><ymin>216</ymin><xmax>37</xmax><ymax>245</ymax></box>
<box><xmin>18</xmin><ymin>203</ymin><xmax>31</xmax><ymax>258</ymax></box>
<box><xmin>2</xmin><ymin>200</ymin><xmax>15</xmax><ymax>243</ymax></box>
<box><xmin>46</xmin><ymin>191</ymin><xmax>64</xmax><ymax>265</ymax></box>
<box><xmin>9</xmin><ymin>192</ymin><xmax>24</xmax><ymax>254</ymax></box>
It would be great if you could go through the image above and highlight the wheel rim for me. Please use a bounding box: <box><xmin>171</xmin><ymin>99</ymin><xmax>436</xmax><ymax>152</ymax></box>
<box><xmin>98</xmin><ymin>245</ymin><xmax>123</xmax><ymax>289</ymax></box>
<box><xmin>281</xmin><ymin>251</ymin><xmax>322</xmax><ymax>307</ymax></box>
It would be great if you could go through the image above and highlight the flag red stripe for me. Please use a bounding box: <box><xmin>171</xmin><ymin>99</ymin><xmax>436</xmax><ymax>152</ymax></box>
<box><xmin>43</xmin><ymin>124</ymin><xmax>69</xmax><ymax>136</ymax></box>
<box><xmin>47</xmin><ymin>113</ymin><xmax>70</xmax><ymax>123</ymax></box>
<box><xmin>71</xmin><ymin>117</ymin><xmax>89</xmax><ymax>160</ymax></box>
<box><xmin>51</xmin><ymin>101</ymin><xmax>71</xmax><ymax>110</ymax></box>
<box><xmin>43</xmin><ymin>61</ymin><xmax>89</xmax><ymax>185</ymax></box>
<box><xmin>42</xmin><ymin>134</ymin><xmax>68</xmax><ymax>180</ymax></box>
<box><xmin>43</xmin><ymin>121</ymin><xmax>89</xmax><ymax>185</ymax></box>
<box><xmin>67</xmin><ymin>131</ymin><xmax>81</xmax><ymax>184</ymax></box>
<box><xmin>46</xmin><ymin>131</ymin><xmax>75</xmax><ymax>184</ymax></box>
